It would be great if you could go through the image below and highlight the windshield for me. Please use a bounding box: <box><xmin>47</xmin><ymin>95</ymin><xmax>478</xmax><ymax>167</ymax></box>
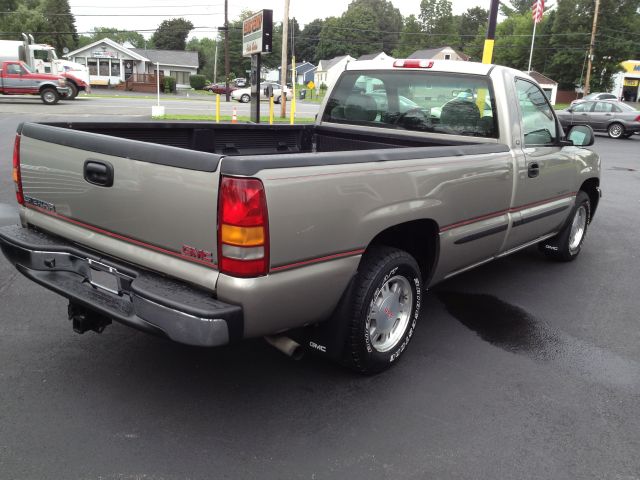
<box><xmin>322</xmin><ymin>70</ymin><xmax>498</xmax><ymax>138</ymax></box>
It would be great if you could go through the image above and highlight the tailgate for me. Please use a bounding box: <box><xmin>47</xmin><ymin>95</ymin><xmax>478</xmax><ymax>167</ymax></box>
<box><xmin>17</xmin><ymin>123</ymin><xmax>222</xmax><ymax>289</ymax></box>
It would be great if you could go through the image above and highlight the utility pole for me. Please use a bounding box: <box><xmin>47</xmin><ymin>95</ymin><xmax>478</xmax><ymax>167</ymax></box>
<box><xmin>280</xmin><ymin>0</ymin><xmax>290</xmax><ymax>118</ymax></box>
<box><xmin>583</xmin><ymin>0</ymin><xmax>601</xmax><ymax>96</ymax></box>
<box><xmin>224</xmin><ymin>0</ymin><xmax>230</xmax><ymax>102</ymax></box>
<box><xmin>482</xmin><ymin>0</ymin><xmax>499</xmax><ymax>64</ymax></box>
<box><xmin>213</xmin><ymin>43</ymin><xmax>218</xmax><ymax>84</ymax></box>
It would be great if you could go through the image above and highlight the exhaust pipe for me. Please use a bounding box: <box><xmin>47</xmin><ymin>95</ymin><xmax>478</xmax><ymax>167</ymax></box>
<box><xmin>265</xmin><ymin>335</ymin><xmax>304</xmax><ymax>360</ymax></box>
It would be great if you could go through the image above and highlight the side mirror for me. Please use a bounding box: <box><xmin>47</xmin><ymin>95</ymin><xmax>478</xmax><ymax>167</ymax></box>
<box><xmin>566</xmin><ymin>108</ymin><xmax>573</xmax><ymax>113</ymax></box>
<box><xmin>566</xmin><ymin>125</ymin><xmax>595</xmax><ymax>147</ymax></box>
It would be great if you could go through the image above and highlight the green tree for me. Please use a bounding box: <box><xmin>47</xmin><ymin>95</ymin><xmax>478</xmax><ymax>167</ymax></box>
<box><xmin>458</xmin><ymin>7</ymin><xmax>488</xmax><ymax>51</ymax></box>
<box><xmin>393</xmin><ymin>15</ymin><xmax>427</xmax><ymax>57</ymax></box>
<box><xmin>187</xmin><ymin>37</ymin><xmax>217</xmax><ymax>81</ymax></box>
<box><xmin>419</xmin><ymin>0</ymin><xmax>459</xmax><ymax>48</ymax></box>
<box><xmin>0</xmin><ymin>2</ymin><xmax>46</xmax><ymax>40</ymax></box>
<box><xmin>78</xmin><ymin>27</ymin><xmax>146</xmax><ymax>49</ymax></box>
<box><xmin>546</xmin><ymin>0</ymin><xmax>639</xmax><ymax>91</ymax></box>
<box><xmin>501</xmin><ymin>0</ymin><xmax>537</xmax><ymax>16</ymax></box>
<box><xmin>493</xmin><ymin>12</ymin><xmax>553</xmax><ymax>71</ymax></box>
<box><xmin>297</xmin><ymin>18</ymin><xmax>324</xmax><ymax>63</ymax></box>
<box><xmin>151</xmin><ymin>18</ymin><xmax>194</xmax><ymax>50</ymax></box>
<box><xmin>38</xmin><ymin>0</ymin><xmax>77</xmax><ymax>54</ymax></box>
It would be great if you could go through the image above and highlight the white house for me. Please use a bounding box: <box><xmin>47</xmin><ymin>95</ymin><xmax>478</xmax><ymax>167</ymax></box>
<box><xmin>314</xmin><ymin>55</ymin><xmax>356</xmax><ymax>90</ymax></box>
<box><xmin>65</xmin><ymin>38</ymin><xmax>199</xmax><ymax>89</ymax></box>
<box><xmin>357</xmin><ymin>52</ymin><xmax>393</xmax><ymax>62</ymax></box>
<box><xmin>408</xmin><ymin>47</ymin><xmax>470</xmax><ymax>61</ymax></box>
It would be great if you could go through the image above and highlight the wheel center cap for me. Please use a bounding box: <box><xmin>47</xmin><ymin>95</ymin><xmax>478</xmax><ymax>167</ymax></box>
<box><xmin>376</xmin><ymin>295</ymin><xmax>401</xmax><ymax>333</ymax></box>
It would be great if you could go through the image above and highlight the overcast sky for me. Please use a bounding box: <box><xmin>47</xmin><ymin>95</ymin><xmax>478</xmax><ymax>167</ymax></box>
<box><xmin>70</xmin><ymin>0</ymin><xmax>492</xmax><ymax>39</ymax></box>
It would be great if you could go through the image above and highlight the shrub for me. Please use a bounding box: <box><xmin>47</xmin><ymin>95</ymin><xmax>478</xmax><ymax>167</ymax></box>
<box><xmin>319</xmin><ymin>82</ymin><xmax>328</xmax><ymax>91</ymax></box>
<box><xmin>163</xmin><ymin>76</ymin><xmax>176</xmax><ymax>93</ymax></box>
<box><xmin>189</xmin><ymin>74</ymin><xmax>207</xmax><ymax>90</ymax></box>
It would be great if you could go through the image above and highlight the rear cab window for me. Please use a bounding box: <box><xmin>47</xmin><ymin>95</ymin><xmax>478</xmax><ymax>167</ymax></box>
<box><xmin>322</xmin><ymin>70</ymin><xmax>498</xmax><ymax>138</ymax></box>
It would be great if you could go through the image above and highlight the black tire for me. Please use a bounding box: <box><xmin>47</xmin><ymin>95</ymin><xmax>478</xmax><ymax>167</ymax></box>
<box><xmin>539</xmin><ymin>190</ymin><xmax>591</xmax><ymax>262</ymax></box>
<box><xmin>240</xmin><ymin>93</ymin><xmax>250</xmax><ymax>103</ymax></box>
<box><xmin>40</xmin><ymin>87</ymin><xmax>60</xmax><ymax>105</ymax></box>
<box><xmin>346</xmin><ymin>246</ymin><xmax>422</xmax><ymax>374</ymax></box>
<box><xmin>607</xmin><ymin>122</ymin><xmax>624</xmax><ymax>139</ymax></box>
<box><xmin>64</xmin><ymin>82</ymin><xmax>78</xmax><ymax>100</ymax></box>
<box><xmin>274</xmin><ymin>96</ymin><xmax>281</xmax><ymax>104</ymax></box>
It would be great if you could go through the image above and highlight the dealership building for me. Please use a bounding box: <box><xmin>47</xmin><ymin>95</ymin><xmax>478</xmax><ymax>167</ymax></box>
<box><xmin>613</xmin><ymin>60</ymin><xmax>640</xmax><ymax>102</ymax></box>
<box><xmin>64</xmin><ymin>38</ymin><xmax>198</xmax><ymax>89</ymax></box>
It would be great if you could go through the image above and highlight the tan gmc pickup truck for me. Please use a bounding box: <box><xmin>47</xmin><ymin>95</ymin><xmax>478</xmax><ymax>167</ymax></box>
<box><xmin>1</xmin><ymin>60</ymin><xmax>601</xmax><ymax>373</ymax></box>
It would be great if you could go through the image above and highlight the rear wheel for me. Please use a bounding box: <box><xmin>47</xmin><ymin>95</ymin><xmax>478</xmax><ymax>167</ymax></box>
<box><xmin>345</xmin><ymin>246</ymin><xmax>422</xmax><ymax>374</ymax></box>
<box><xmin>274</xmin><ymin>96</ymin><xmax>281</xmax><ymax>104</ymax></box>
<box><xmin>240</xmin><ymin>93</ymin><xmax>250</xmax><ymax>103</ymax></box>
<box><xmin>539</xmin><ymin>191</ymin><xmax>591</xmax><ymax>261</ymax></box>
<box><xmin>607</xmin><ymin>122</ymin><xmax>624</xmax><ymax>139</ymax></box>
<box><xmin>40</xmin><ymin>87</ymin><xmax>60</xmax><ymax>105</ymax></box>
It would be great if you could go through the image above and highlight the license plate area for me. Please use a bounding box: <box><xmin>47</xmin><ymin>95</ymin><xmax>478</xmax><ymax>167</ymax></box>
<box><xmin>87</xmin><ymin>259</ymin><xmax>121</xmax><ymax>295</ymax></box>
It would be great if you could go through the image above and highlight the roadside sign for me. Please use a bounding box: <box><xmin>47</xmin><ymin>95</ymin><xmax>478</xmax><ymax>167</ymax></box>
<box><xmin>307</xmin><ymin>80</ymin><xmax>315</xmax><ymax>90</ymax></box>
<box><xmin>242</xmin><ymin>10</ymin><xmax>273</xmax><ymax>57</ymax></box>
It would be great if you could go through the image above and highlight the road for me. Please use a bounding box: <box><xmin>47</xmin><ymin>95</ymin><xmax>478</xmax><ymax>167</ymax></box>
<box><xmin>0</xmin><ymin>103</ymin><xmax>639</xmax><ymax>479</ymax></box>
<box><xmin>0</xmin><ymin>94</ymin><xmax>321</xmax><ymax>118</ymax></box>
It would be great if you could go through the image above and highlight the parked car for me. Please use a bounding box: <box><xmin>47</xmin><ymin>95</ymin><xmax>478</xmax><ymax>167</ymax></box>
<box><xmin>556</xmin><ymin>100</ymin><xmax>640</xmax><ymax>138</ymax></box>
<box><xmin>231</xmin><ymin>82</ymin><xmax>292</xmax><ymax>103</ymax></box>
<box><xmin>570</xmin><ymin>92</ymin><xmax>617</xmax><ymax>106</ymax></box>
<box><xmin>204</xmin><ymin>83</ymin><xmax>237</xmax><ymax>95</ymax></box>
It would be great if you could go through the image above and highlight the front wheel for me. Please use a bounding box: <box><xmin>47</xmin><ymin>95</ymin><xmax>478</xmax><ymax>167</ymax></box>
<box><xmin>274</xmin><ymin>96</ymin><xmax>281</xmax><ymax>104</ymax></box>
<box><xmin>539</xmin><ymin>191</ymin><xmax>591</xmax><ymax>261</ymax></box>
<box><xmin>346</xmin><ymin>246</ymin><xmax>422</xmax><ymax>374</ymax></box>
<box><xmin>64</xmin><ymin>82</ymin><xmax>78</xmax><ymax>100</ymax></box>
<box><xmin>40</xmin><ymin>87</ymin><xmax>60</xmax><ymax>105</ymax></box>
<box><xmin>240</xmin><ymin>93</ymin><xmax>250</xmax><ymax>103</ymax></box>
<box><xmin>608</xmin><ymin>122</ymin><xmax>624</xmax><ymax>139</ymax></box>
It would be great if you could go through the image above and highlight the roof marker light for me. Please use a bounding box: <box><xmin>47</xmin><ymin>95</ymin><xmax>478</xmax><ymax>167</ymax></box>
<box><xmin>393</xmin><ymin>59</ymin><xmax>434</xmax><ymax>69</ymax></box>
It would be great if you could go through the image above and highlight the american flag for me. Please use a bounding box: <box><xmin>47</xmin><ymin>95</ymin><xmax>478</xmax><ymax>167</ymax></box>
<box><xmin>532</xmin><ymin>0</ymin><xmax>545</xmax><ymax>23</ymax></box>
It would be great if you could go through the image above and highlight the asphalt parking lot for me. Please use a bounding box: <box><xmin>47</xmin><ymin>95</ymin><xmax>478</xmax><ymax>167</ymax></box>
<box><xmin>0</xmin><ymin>99</ymin><xmax>639</xmax><ymax>479</ymax></box>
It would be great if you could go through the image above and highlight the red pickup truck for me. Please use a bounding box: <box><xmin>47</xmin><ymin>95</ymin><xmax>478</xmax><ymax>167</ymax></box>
<box><xmin>0</xmin><ymin>60</ymin><xmax>71</xmax><ymax>104</ymax></box>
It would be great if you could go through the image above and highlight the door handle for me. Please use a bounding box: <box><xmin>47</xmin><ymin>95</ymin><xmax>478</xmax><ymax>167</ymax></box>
<box><xmin>84</xmin><ymin>160</ymin><xmax>114</xmax><ymax>187</ymax></box>
<box><xmin>527</xmin><ymin>162</ymin><xmax>540</xmax><ymax>178</ymax></box>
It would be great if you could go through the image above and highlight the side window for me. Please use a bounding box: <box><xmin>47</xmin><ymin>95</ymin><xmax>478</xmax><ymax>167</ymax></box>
<box><xmin>7</xmin><ymin>64</ymin><xmax>22</xmax><ymax>75</ymax></box>
<box><xmin>594</xmin><ymin>102</ymin><xmax>613</xmax><ymax>113</ymax></box>
<box><xmin>572</xmin><ymin>102</ymin><xmax>590</xmax><ymax>113</ymax></box>
<box><xmin>515</xmin><ymin>78</ymin><xmax>557</xmax><ymax>146</ymax></box>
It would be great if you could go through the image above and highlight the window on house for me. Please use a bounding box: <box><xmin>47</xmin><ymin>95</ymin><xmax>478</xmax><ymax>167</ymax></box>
<box><xmin>111</xmin><ymin>61</ymin><xmax>120</xmax><ymax>77</ymax></box>
<box><xmin>75</xmin><ymin>57</ymin><xmax>86</xmax><ymax>66</ymax></box>
<box><xmin>98</xmin><ymin>59</ymin><xmax>109</xmax><ymax>76</ymax></box>
<box><xmin>87</xmin><ymin>59</ymin><xmax>97</xmax><ymax>76</ymax></box>
<box><xmin>170</xmin><ymin>70</ymin><xmax>190</xmax><ymax>85</ymax></box>
<box><xmin>444</xmin><ymin>54</ymin><xmax>451</xmax><ymax>60</ymax></box>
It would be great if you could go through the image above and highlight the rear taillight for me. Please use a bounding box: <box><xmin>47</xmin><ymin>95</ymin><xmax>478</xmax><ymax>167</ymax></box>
<box><xmin>634</xmin><ymin>115</ymin><xmax>640</xmax><ymax>122</ymax></box>
<box><xmin>12</xmin><ymin>134</ymin><xmax>24</xmax><ymax>206</ymax></box>
<box><xmin>218</xmin><ymin>176</ymin><xmax>269</xmax><ymax>277</ymax></box>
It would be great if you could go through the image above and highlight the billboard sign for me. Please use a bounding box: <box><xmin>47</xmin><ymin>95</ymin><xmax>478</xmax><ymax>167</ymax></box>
<box><xmin>242</xmin><ymin>10</ymin><xmax>273</xmax><ymax>57</ymax></box>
